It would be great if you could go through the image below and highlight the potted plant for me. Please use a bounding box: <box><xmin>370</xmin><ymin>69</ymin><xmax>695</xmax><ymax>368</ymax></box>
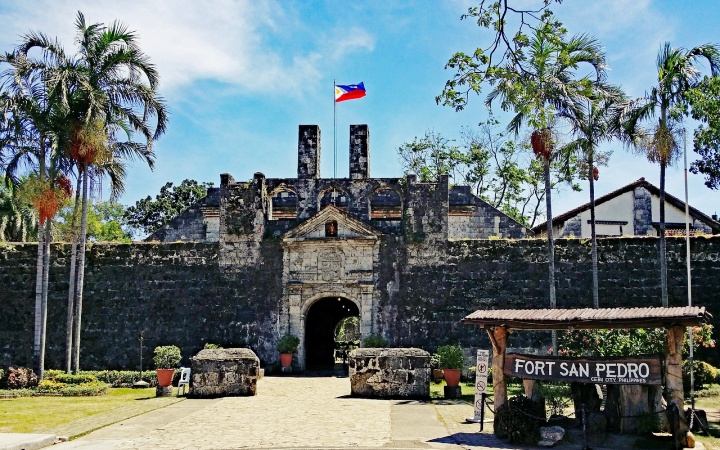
<box><xmin>436</xmin><ymin>345</ymin><xmax>464</xmax><ymax>387</ymax></box>
<box><xmin>153</xmin><ymin>345</ymin><xmax>181</xmax><ymax>387</ymax></box>
<box><xmin>430</xmin><ymin>353</ymin><xmax>444</xmax><ymax>383</ymax></box>
<box><xmin>278</xmin><ymin>334</ymin><xmax>300</xmax><ymax>368</ymax></box>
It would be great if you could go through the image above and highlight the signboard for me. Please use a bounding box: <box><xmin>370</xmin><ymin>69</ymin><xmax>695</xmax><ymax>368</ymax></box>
<box><xmin>472</xmin><ymin>349</ymin><xmax>490</xmax><ymax>420</ymax></box>
<box><xmin>504</xmin><ymin>353</ymin><xmax>662</xmax><ymax>385</ymax></box>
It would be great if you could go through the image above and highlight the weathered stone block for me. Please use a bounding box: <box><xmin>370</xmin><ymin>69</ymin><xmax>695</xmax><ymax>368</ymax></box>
<box><xmin>348</xmin><ymin>348</ymin><xmax>430</xmax><ymax>399</ymax></box>
<box><xmin>189</xmin><ymin>348</ymin><xmax>259</xmax><ymax>398</ymax></box>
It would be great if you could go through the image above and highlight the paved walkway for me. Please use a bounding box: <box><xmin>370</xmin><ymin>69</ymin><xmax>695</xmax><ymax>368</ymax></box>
<box><xmin>51</xmin><ymin>376</ymin><xmax>520</xmax><ymax>450</ymax></box>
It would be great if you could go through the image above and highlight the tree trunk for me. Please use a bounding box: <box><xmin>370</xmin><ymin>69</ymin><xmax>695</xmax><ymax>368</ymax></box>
<box><xmin>72</xmin><ymin>168</ymin><xmax>90</xmax><ymax>374</ymax></box>
<box><xmin>544</xmin><ymin>156</ymin><xmax>557</xmax><ymax>352</ymax></box>
<box><xmin>666</xmin><ymin>326</ymin><xmax>691</xmax><ymax>448</ymax></box>
<box><xmin>38</xmin><ymin>219</ymin><xmax>52</xmax><ymax>380</ymax></box>
<box><xmin>65</xmin><ymin>176</ymin><xmax>82</xmax><ymax>373</ymax></box>
<box><xmin>489</xmin><ymin>326</ymin><xmax>508</xmax><ymax>410</ymax></box>
<box><xmin>33</xmin><ymin>220</ymin><xmax>44</xmax><ymax>376</ymax></box>
<box><xmin>659</xmin><ymin>162</ymin><xmax>668</xmax><ymax>306</ymax></box>
<box><xmin>589</xmin><ymin>156</ymin><xmax>599</xmax><ymax>308</ymax></box>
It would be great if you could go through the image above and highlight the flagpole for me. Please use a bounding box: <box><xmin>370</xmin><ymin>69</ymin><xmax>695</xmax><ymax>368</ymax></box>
<box><xmin>333</xmin><ymin>79</ymin><xmax>337</xmax><ymax>179</ymax></box>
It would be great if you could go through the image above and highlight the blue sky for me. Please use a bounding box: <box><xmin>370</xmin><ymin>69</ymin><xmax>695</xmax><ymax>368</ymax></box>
<box><xmin>1</xmin><ymin>0</ymin><xmax>719</xmax><ymax>222</ymax></box>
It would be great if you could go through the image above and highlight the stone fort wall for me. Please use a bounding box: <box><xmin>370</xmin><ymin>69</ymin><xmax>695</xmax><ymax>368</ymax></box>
<box><xmin>1</xmin><ymin>236</ymin><xmax>718</xmax><ymax>370</ymax></box>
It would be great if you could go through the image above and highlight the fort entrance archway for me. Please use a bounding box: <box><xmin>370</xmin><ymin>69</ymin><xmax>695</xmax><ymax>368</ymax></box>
<box><xmin>304</xmin><ymin>297</ymin><xmax>359</xmax><ymax>370</ymax></box>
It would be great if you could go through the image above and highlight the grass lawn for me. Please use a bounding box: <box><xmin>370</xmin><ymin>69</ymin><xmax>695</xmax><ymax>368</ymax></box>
<box><xmin>0</xmin><ymin>387</ymin><xmax>160</xmax><ymax>434</ymax></box>
<box><xmin>429</xmin><ymin>380</ymin><xmax>524</xmax><ymax>404</ymax></box>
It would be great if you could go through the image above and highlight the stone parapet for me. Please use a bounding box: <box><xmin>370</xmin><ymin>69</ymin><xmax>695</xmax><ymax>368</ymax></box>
<box><xmin>189</xmin><ymin>348</ymin><xmax>260</xmax><ymax>397</ymax></box>
<box><xmin>348</xmin><ymin>348</ymin><xmax>430</xmax><ymax>399</ymax></box>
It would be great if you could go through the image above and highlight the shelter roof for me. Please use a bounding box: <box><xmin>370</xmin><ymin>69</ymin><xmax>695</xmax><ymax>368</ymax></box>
<box><xmin>461</xmin><ymin>306</ymin><xmax>711</xmax><ymax>330</ymax></box>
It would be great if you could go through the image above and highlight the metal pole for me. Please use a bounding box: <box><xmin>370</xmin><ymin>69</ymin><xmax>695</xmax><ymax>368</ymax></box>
<box><xmin>684</xmin><ymin>128</ymin><xmax>695</xmax><ymax>410</ymax></box>
<box><xmin>480</xmin><ymin>392</ymin><xmax>486</xmax><ymax>432</ymax></box>
<box><xmin>333</xmin><ymin>79</ymin><xmax>337</xmax><ymax>179</ymax></box>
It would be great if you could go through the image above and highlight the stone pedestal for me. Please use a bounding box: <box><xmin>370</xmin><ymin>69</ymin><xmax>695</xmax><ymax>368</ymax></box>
<box><xmin>189</xmin><ymin>348</ymin><xmax>260</xmax><ymax>398</ymax></box>
<box><xmin>444</xmin><ymin>385</ymin><xmax>462</xmax><ymax>399</ymax></box>
<box><xmin>155</xmin><ymin>385</ymin><xmax>172</xmax><ymax>397</ymax></box>
<box><xmin>281</xmin><ymin>366</ymin><xmax>293</xmax><ymax>374</ymax></box>
<box><xmin>349</xmin><ymin>348</ymin><xmax>430</xmax><ymax>399</ymax></box>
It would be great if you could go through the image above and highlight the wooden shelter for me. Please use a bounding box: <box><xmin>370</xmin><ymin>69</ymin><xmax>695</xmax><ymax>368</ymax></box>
<box><xmin>462</xmin><ymin>306</ymin><xmax>711</xmax><ymax>447</ymax></box>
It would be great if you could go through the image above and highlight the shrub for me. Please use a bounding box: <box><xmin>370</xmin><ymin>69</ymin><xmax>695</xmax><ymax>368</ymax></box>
<box><xmin>52</xmin><ymin>373</ymin><xmax>99</xmax><ymax>385</ymax></box>
<box><xmin>362</xmin><ymin>334</ymin><xmax>388</xmax><ymax>348</ymax></box>
<box><xmin>37</xmin><ymin>379</ymin><xmax>108</xmax><ymax>396</ymax></box>
<box><xmin>538</xmin><ymin>382</ymin><xmax>572</xmax><ymax>417</ymax></box>
<box><xmin>81</xmin><ymin>370</ymin><xmax>159</xmax><ymax>387</ymax></box>
<box><xmin>204</xmin><ymin>343</ymin><xmax>223</xmax><ymax>349</ymax></box>
<box><xmin>153</xmin><ymin>345</ymin><xmax>182</xmax><ymax>369</ymax></box>
<box><xmin>277</xmin><ymin>334</ymin><xmax>300</xmax><ymax>354</ymax></box>
<box><xmin>436</xmin><ymin>345</ymin><xmax>464</xmax><ymax>370</ymax></box>
<box><xmin>683</xmin><ymin>360</ymin><xmax>719</xmax><ymax>390</ymax></box>
<box><xmin>6</xmin><ymin>367</ymin><xmax>38</xmax><ymax>389</ymax></box>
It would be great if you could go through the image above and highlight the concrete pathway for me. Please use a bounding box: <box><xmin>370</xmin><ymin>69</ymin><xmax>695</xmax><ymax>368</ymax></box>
<box><xmin>50</xmin><ymin>376</ymin><xmax>517</xmax><ymax>449</ymax></box>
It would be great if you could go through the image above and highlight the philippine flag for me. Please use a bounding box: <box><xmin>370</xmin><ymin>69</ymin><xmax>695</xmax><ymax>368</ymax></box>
<box><xmin>335</xmin><ymin>82</ymin><xmax>366</xmax><ymax>102</ymax></box>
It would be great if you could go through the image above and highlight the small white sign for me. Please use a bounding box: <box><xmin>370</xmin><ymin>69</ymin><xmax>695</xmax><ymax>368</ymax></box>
<box><xmin>473</xmin><ymin>349</ymin><xmax>490</xmax><ymax>420</ymax></box>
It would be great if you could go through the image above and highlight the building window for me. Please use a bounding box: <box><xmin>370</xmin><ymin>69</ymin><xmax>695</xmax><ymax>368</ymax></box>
<box><xmin>370</xmin><ymin>188</ymin><xmax>402</xmax><ymax>219</ymax></box>
<box><xmin>320</xmin><ymin>189</ymin><xmax>349</xmax><ymax>211</ymax></box>
<box><xmin>325</xmin><ymin>220</ymin><xmax>338</xmax><ymax>237</ymax></box>
<box><xmin>270</xmin><ymin>189</ymin><xmax>297</xmax><ymax>220</ymax></box>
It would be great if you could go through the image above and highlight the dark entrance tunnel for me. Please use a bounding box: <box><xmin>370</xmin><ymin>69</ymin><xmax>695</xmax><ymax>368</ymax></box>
<box><xmin>305</xmin><ymin>297</ymin><xmax>359</xmax><ymax>370</ymax></box>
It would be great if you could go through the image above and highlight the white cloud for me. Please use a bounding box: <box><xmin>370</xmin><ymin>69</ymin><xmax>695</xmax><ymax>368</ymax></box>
<box><xmin>0</xmin><ymin>0</ymin><xmax>373</xmax><ymax>97</ymax></box>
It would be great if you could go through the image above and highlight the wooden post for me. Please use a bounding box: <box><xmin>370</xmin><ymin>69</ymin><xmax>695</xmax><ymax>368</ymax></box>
<box><xmin>487</xmin><ymin>326</ymin><xmax>508</xmax><ymax>410</ymax></box>
<box><xmin>665</xmin><ymin>325</ymin><xmax>692</xmax><ymax>448</ymax></box>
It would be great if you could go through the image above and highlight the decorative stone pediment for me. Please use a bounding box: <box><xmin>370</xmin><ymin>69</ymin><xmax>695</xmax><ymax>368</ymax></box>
<box><xmin>282</xmin><ymin>205</ymin><xmax>382</xmax><ymax>242</ymax></box>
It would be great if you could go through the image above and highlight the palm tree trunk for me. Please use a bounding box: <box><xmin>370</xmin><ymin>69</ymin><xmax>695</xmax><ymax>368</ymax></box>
<box><xmin>33</xmin><ymin>220</ymin><xmax>45</xmax><ymax>375</ymax></box>
<box><xmin>38</xmin><ymin>218</ymin><xmax>52</xmax><ymax>380</ymax></box>
<box><xmin>589</xmin><ymin>159</ymin><xmax>599</xmax><ymax>309</ymax></box>
<box><xmin>544</xmin><ymin>156</ymin><xmax>557</xmax><ymax>354</ymax></box>
<box><xmin>65</xmin><ymin>176</ymin><xmax>82</xmax><ymax>373</ymax></box>
<box><xmin>72</xmin><ymin>168</ymin><xmax>89</xmax><ymax>374</ymax></box>
<box><xmin>659</xmin><ymin>161</ymin><xmax>668</xmax><ymax>307</ymax></box>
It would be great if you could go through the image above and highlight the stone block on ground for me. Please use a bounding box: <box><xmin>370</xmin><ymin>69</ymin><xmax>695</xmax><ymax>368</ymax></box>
<box><xmin>538</xmin><ymin>426</ymin><xmax>565</xmax><ymax>447</ymax></box>
<box><xmin>155</xmin><ymin>385</ymin><xmax>172</xmax><ymax>397</ymax></box>
<box><xmin>348</xmin><ymin>347</ymin><xmax>430</xmax><ymax>399</ymax></box>
<box><xmin>189</xmin><ymin>348</ymin><xmax>259</xmax><ymax>398</ymax></box>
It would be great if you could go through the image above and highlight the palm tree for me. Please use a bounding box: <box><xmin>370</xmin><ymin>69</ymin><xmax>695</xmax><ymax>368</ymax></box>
<box><xmin>0</xmin><ymin>40</ymin><xmax>73</xmax><ymax>379</ymax></box>
<box><xmin>622</xmin><ymin>43</ymin><xmax>720</xmax><ymax>306</ymax></box>
<box><xmin>485</xmin><ymin>20</ymin><xmax>606</xmax><ymax>327</ymax></box>
<box><xmin>61</xmin><ymin>12</ymin><xmax>166</xmax><ymax>373</ymax></box>
<box><xmin>561</xmin><ymin>85</ymin><xmax>627</xmax><ymax>307</ymax></box>
<box><xmin>0</xmin><ymin>177</ymin><xmax>38</xmax><ymax>242</ymax></box>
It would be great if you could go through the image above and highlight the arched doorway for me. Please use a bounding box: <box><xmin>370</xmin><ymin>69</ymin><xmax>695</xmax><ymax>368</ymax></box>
<box><xmin>304</xmin><ymin>297</ymin><xmax>359</xmax><ymax>370</ymax></box>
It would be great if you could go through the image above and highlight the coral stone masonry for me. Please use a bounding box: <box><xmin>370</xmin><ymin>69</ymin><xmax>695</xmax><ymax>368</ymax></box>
<box><xmin>189</xmin><ymin>348</ymin><xmax>260</xmax><ymax>397</ymax></box>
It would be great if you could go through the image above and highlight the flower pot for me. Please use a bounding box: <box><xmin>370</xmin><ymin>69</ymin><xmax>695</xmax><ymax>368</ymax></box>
<box><xmin>156</xmin><ymin>369</ymin><xmax>175</xmax><ymax>387</ymax></box>
<box><xmin>280</xmin><ymin>353</ymin><xmax>293</xmax><ymax>368</ymax></box>
<box><xmin>443</xmin><ymin>369</ymin><xmax>461</xmax><ymax>387</ymax></box>
<box><xmin>432</xmin><ymin>369</ymin><xmax>445</xmax><ymax>383</ymax></box>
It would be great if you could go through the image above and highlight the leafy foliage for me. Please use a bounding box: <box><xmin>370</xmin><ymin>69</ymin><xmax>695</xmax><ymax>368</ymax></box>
<box><xmin>555</xmin><ymin>324</ymin><xmax>715</xmax><ymax>357</ymax></box>
<box><xmin>685</xmin><ymin>76</ymin><xmax>720</xmax><ymax>189</ymax></box>
<box><xmin>362</xmin><ymin>334</ymin><xmax>388</xmax><ymax>348</ymax></box>
<box><xmin>37</xmin><ymin>379</ymin><xmax>108</xmax><ymax>396</ymax></box>
<box><xmin>54</xmin><ymin>201</ymin><xmax>131</xmax><ymax>242</ymax></box>
<box><xmin>0</xmin><ymin>178</ymin><xmax>37</xmax><ymax>241</ymax></box>
<box><xmin>124</xmin><ymin>179</ymin><xmax>212</xmax><ymax>236</ymax></box>
<box><xmin>153</xmin><ymin>345</ymin><xmax>182</xmax><ymax>369</ymax></box>
<box><xmin>397</xmin><ymin>120</ymin><xmax>581</xmax><ymax>227</ymax></box>
<box><xmin>277</xmin><ymin>334</ymin><xmax>300</xmax><ymax>354</ymax></box>
<box><xmin>3</xmin><ymin>367</ymin><xmax>39</xmax><ymax>389</ymax></box>
<box><xmin>435</xmin><ymin>345</ymin><xmax>465</xmax><ymax>370</ymax></box>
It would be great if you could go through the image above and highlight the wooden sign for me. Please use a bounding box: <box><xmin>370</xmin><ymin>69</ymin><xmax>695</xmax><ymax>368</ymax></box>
<box><xmin>504</xmin><ymin>353</ymin><xmax>662</xmax><ymax>385</ymax></box>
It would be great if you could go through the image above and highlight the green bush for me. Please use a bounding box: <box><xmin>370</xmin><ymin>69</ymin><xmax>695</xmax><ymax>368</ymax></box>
<box><xmin>683</xmin><ymin>360</ymin><xmax>719</xmax><ymax>390</ymax></box>
<box><xmin>538</xmin><ymin>382</ymin><xmax>572</xmax><ymax>417</ymax></box>
<box><xmin>80</xmin><ymin>370</ymin><xmax>159</xmax><ymax>387</ymax></box>
<box><xmin>52</xmin><ymin>373</ymin><xmax>99</xmax><ymax>385</ymax></box>
<box><xmin>436</xmin><ymin>345</ymin><xmax>464</xmax><ymax>370</ymax></box>
<box><xmin>204</xmin><ymin>343</ymin><xmax>223</xmax><ymax>349</ymax></box>
<box><xmin>153</xmin><ymin>345</ymin><xmax>182</xmax><ymax>369</ymax></box>
<box><xmin>277</xmin><ymin>334</ymin><xmax>300</xmax><ymax>354</ymax></box>
<box><xmin>37</xmin><ymin>379</ymin><xmax>108</xmax><ymax>396</ymax></box>
<box><xmin>362</xmin><ymin>334</ymin><xmax>388</xmax><ymax>348</ymax></box>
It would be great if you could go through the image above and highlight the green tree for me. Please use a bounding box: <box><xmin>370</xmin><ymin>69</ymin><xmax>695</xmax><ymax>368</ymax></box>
<box><xmin>1</xmin><ymin>38</ymin><xmax>74</xmax><ymax>379</ymax></box>
<box><xmin>124</xmin><ymin>179</ymin><xmax>213</xmax><ymax>236</ymax></box>
<box><xmin>622</xmin><ymin>43</ymin><xmax>720</xmax><ymax>306</ymax></box>
<box><xmin>0</xmin><ymin>178</ymin><xmax>37</xmax><ymax>241</ymax></box>
<box><xmin>397</xmin><ymin>121</ymin><xmax>580</xmax><ymax>227</ymax></box>
<box><xmin>561</xmin><ymin>85</ymin><xmax>627</xmax><ymax>307</ymax></box>
<box><xmin>685</xmin><ymin>76</ymin><xmax>720</xmax><ymax>189</ymax></box>
<box><xmin>54</xmin><ymin>200</ymin><xmax>131</xmax><ymax>242</ymax></box>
